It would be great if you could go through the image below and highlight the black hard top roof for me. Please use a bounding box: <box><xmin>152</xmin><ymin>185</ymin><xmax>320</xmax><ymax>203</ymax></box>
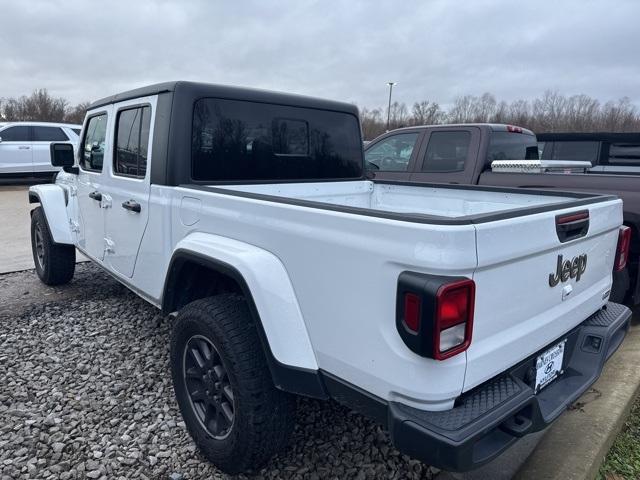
<box><xmin>537</xmin><ymin>132</ymin><xmax>640</xmax><ymax>142</ymax></box>
<box><xmin>88</xmin><ymin>81</ymin><xmax>359</xmax><ymax>116</ymax></box>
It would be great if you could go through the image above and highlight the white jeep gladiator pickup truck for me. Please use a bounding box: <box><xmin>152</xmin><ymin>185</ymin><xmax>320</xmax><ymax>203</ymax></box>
<box><xmin>29</xmin><ymin>81</ymin><xmax>631</xmax><ymax>473</ymax></box>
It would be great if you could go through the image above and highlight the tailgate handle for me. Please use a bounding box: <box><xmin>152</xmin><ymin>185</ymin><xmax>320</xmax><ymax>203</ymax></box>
<box><xmin>556</xmin><ymin>210</ymin><xmax>589</xmax><ymax>243</ymax></box>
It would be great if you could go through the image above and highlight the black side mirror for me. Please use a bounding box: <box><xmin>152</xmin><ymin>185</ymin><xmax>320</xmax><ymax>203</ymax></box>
<box><xmin>50</xmin><ymin>143</ymin><xmax>79</xmax><ymax>174</ymax></box>
<box><xmin>50</xmin><ymin>143</ymin><xmax>75</xmax><ymax>167</ymax></box>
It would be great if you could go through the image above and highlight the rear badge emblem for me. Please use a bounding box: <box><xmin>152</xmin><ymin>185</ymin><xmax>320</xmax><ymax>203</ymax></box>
<box><xmin>549</xmin><ymin>254</ymin><xmax>587</xmax><ymax>287</ymax></box>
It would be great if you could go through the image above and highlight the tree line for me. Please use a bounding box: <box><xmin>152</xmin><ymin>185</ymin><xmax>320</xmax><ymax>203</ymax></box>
<box><xmin>2</xmin><ymin>88</ymin><xmax>639</xmax><ymax>140</ymax></box>
<box><xmin>0</xmin><ymin>89</ymin><xmax>89</xmax><ymax>125</ymax></box>
<box><xmin>360</xmin><ymin>91</ymin><xmax>640</xmax><ymax>140</ymax></box>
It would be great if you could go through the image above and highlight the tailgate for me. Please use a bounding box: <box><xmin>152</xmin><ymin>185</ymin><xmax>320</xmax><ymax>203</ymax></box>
<box><xmin>464</xmin><ymin>198</ymin><xmax>622</xmax><ymax>391</ymax></box>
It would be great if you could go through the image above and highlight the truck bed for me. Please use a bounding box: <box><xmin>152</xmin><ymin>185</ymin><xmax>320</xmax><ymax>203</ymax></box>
<box><xmin>210</xmin><ymin>180</ymin><xmax>603</xmax><ymax>223</ymax></box>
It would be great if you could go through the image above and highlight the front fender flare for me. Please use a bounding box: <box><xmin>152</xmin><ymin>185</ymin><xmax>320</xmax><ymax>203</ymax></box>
<box><xmin>163</xmin><ymin>232</ymin><xmax>326</xmax><ymax>398</ymax></box>
<box><xmin>28</xmin><ymin>184</ymin><xmax>73</xmax><ymax>245</ymax></box>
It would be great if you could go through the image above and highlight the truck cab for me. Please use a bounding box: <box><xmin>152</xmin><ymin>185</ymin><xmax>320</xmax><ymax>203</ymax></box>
<box><xmin>365</xmin><ymin>124</ymin><xmax>538</xmax><ymax>184</ymax></box>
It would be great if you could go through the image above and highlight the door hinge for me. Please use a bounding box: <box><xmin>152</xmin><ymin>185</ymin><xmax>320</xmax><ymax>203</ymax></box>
<box><xmin>104</xmin><ymin>237</ymin><xmax>115</xmax><ymax>255</ymax></box>
<box><xmin>68</xmin><ymin>218</ymin><xmax>80</xmax><ymax>233</ymax></box>
<box><xmin>68</xmin><ymin>186</ymin><xmax>77</xmax><ymax>197</ymax></box>
<box><xmin>101</xmin><ymin>194</ymin><xmax>112</xmax><ymax>209</ymax></box>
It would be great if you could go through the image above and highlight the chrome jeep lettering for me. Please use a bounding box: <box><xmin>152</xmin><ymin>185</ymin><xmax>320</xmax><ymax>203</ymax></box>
<box><xmin>549</xmin><ymin>254</ymin><xmax>587</xmax><ymax>287</ymax></box>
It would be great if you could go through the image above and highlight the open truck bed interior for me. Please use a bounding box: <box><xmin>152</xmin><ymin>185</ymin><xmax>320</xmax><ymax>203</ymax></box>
<box><xmin>204</xmin><ymin>180</ymin><xmax>615</xmax><ymax>224</ymax></box>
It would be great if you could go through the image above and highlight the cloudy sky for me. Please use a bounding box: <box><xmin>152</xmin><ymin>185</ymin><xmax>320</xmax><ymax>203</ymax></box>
<box><xmin>1</xmin><ymin>0</ymin><xmax>639</xmax><ymax>109</ymax></box>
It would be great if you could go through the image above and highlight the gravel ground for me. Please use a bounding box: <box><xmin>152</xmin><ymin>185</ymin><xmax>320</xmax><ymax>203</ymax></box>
<box><xmin>0</xmin><ymin>263</ymin><xmax>438</xmax><ymax>480</ymax></box>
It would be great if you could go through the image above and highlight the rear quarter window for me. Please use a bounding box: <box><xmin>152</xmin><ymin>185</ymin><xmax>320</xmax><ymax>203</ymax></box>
<box><xmin>488</xmin><ymin>132</ymin><xmax>539</xmax><ymax>162</ymax></box>
<box><xmin>33</xmin><ymin>126</ymin><xmax>69</xmax><ymax>142</ymax></box>
<box><xmin>547</xmin><ymin>141</ymin><xmax>599</xmax><ymax>164</ymax></box>
<box><xmin>191</xmin><ymin>98</ymin><xmax>363</xmax><ymax>182</ymax></box>
<box><xmin>421</xmin><ymin>131</ymin><xmax>470</xmax><ymax>172</ymax></box>
<box><xmin>607</xmin><ymin>143</ymin><xmax>640</xmax><ymax>165</ymax></box>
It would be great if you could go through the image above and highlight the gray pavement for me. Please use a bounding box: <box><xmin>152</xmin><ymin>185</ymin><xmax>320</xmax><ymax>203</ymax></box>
<box><xmin>0</xmin><ymin>184</ymin><xmax>85</xmax><ymax>273</ymax></box>
<box><xmin>437</xmin><ymin>431</ymin><xmax>546</xmax><ymax>480</ymax></box>
<box><xmin>0</xmin><ymin>185</ymin><xmax>36</xmax><ymax>273</ymax></box>
<box><xmin>516</xmin><ymin>319</ymin><xmax>640</xmax><ymax>480</ymax></box>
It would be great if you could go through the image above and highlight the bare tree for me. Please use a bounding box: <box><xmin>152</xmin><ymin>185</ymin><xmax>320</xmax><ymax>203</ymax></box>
<box><xmin>2</xmin><ymin>89</ymin><xmax>68</xmax><ymax>122</ymax></box>
<box><xmin>65</xmin><ymin>101</ymin><xmax>90</xmax><ymax>124</ymax></box>
<box><xmin>411</xmin><ymin>101</ymin><xmax>444</xmax><ymax>126</ymax></box>
<box><xmin>387</xmin><ymin>102</ymin><xmax>409</xmax><ymax>129</ymax></box>
<box><xmin>0</xmin><ymin>89</ymin><xmax>89</xmax><ymax>124</ymax></box>
<box><xmin>598</xmin><ymin>97</ymin><xmax>639</xmax><ymax>132</ymax></box>
<box><xmin>447</xmin><ymin>95</ymin><xmax>476</xmax><ymax>123</ymax></box>
<box><xmin>360</xmin><ymin>107</ymin><xmax>386</xmax><ymax>140</ymax></box>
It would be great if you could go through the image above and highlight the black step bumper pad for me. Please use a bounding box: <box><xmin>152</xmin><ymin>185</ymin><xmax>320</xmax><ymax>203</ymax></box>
<box><xmin>388</xmin><ymin>302</ymin><xmax>631</xmax><ymax>472</ymax></box>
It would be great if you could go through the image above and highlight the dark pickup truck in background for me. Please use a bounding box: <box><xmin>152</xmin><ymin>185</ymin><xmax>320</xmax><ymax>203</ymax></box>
<box><xmin>365</xmin><ymin>124</ymin><xmax>640</xmax><ymax>305</ymax></box>
<box><xmin>538</xmin><ymin>132</ymin><xmax>640</xmax><ymax>174</ymax></box>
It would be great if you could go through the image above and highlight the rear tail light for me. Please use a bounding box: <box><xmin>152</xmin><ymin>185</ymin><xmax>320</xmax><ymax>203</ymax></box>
<box><xmin>434</xmin><ymin>280</ymin><xmax>475</xmax><ymax>360</ymax></box>
<box><xmin>507</xmin><ymin>125</ymin><xmax>523</xmax><ymax>133</ymax></box>
<box><xmin>402</xmin><ymin>293</ymin><xmax>421</xmax><ymax>332</ymax></box>
<box><xmin>396</xmin><ymin>273</ymin><xmax>475</xmax><ymax>360</ymax></box>
<box><xmin>615</xmin><ymin>226</ymin><xmax>632</xmax><ymax>272</ymax></box>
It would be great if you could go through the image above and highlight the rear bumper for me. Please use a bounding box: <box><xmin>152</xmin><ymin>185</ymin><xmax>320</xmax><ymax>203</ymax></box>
<box><xmin>388</xmin><ymin>301</ymin><xmax>631</xmax><ymax>472</ymax></box>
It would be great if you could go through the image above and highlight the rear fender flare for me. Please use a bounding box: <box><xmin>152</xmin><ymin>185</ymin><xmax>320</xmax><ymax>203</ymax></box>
<box><xmin>163</xmin><ymin>232</ymin><xmax>326</xmax><ymax>398</ymax></box>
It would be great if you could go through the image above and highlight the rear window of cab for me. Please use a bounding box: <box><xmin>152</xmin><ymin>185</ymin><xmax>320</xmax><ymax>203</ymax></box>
<box><xmin>488</xmin><ymin>132</ymin><xmax>539</xmax><ymax>162</ymax></box>
<box><xmin>191</xmin><ymin>98</ymin><xmax>363</xmax><ymax>182</ymax></box>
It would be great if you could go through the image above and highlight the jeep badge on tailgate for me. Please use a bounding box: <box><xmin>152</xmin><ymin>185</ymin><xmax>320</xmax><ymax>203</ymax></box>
<box><xmin>549</xmin><ymin>254</ymin><xmax>588</xmax><ymax>287</ymax></box>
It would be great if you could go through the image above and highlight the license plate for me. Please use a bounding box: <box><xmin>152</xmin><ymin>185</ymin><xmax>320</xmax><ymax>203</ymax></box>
<box><xmin>535</xmin><ymin>339</ymin><xmax>566</xmax><ymax>393</ymax></box>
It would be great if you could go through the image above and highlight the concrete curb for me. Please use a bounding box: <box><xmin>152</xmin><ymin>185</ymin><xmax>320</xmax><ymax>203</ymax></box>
<box><xmin>515</xmin><ymin>322</ymin><xmax>640</xmax><ymax>480</ymax></box>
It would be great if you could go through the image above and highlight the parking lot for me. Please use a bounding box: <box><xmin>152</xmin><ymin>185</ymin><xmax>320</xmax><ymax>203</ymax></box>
<box><xmin>0</xmin><ymin>185</ymin><xmax>86</xmax><ymax>274</ymax></box>
<box><xmin>0</xmin><ymin>185</ymin><xmax>38</xmax><ymax>274</ymax></box>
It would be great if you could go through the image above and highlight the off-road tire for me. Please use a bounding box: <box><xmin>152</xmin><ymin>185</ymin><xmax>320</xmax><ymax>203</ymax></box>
<box><xmin>31</xmin><ymin>206</ymin><xmax>75</xmax><ymax>285</ymax></box>
<box><xmin>170</xmin><ymin>294</ymin><xmax>296</xmax><ymax>474</ymax></box>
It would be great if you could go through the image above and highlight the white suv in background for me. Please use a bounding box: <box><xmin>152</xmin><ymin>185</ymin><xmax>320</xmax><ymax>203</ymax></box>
<box><xmin>0</xmin><ymin>122</ymin><xmax>81</xmax><ymax>177</ymax></box>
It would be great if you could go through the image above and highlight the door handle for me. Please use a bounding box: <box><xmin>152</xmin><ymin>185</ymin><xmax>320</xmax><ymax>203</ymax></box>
<box><xmin>122</xmin><ymin>200</ymin><xmax>141</xmax><ymax>213</ymax></box>
<box><xmin>89</xmin><ymin>191</ymin><xmax>102</xmax><ymax>201</ymax></box>
<box><xmin>18</xmin><ymin>146</ymin><xmax>31</xmax><ymax>150</ymax></box>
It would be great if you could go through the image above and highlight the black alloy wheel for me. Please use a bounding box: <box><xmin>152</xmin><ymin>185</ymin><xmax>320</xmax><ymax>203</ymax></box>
<box><xmin>183</xmin><ymin>335</ymin><xmax>235</xmax><ymax>439</ymax></box>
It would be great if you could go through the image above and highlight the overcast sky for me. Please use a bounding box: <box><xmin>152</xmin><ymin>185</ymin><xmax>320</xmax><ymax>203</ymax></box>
<box><xmin>1</xmin><ymin>0</ymin><xmax>639</xmax><ymax>109</ymax></box>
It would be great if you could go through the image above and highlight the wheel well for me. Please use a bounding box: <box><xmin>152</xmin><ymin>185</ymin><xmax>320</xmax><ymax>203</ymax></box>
<box><xmin>162</xmin><ymin>258</ymin><xmax>243</xmax><ymax>314</ymax></box>
<box><xmin>161</xmin><ymin>251</ymin><xmax>329</xmax><ymax>399</ymax></box>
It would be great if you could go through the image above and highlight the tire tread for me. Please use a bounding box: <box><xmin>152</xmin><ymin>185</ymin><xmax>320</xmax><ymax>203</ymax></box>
<box><xmin>170</xmin><ymin>294</ymin><xmax>295</xmax><ymax>474</ymax></box>
<box><xmin>31</xmin><ymin>206</ymin><xmax>75</xmax><ymax>285</ymax></box>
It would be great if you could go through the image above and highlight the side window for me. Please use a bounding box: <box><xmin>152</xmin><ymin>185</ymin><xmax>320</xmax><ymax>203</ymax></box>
<box><xmin>0</xmin><ymin>126</ymin><xmax>30</xmax><ymax>142</ymax></box>
<box><xmin>80</xmin><ymin>114</ymin><xmax>108</xmax><ymax>172</ymax></box>
<box><xmin>422</xmin><ymin>131</ymin><xmax>470</xmax><ymax>172</ymax></box>
<box><xmin>114</xmin><ymin>106</ymin><xmax>151</xmax><ymax>178</ymax></box>
<box><xmin>33</xmin><ymin>126</ymin><xmax>69</xmax><ymax>141</ymax></box>
<box><xmin>72</xmin><ymin>128</ymin><xmax>81</xmax><ymax>136</ymax></box>
<box><xmin>364</xmin><ymin>133</ymin><xmax>419</xmax><ymax>171</ymax></box>
<box><xmin>487</xmin><ymin>132</ymin><xmax>539</xmax><ymax>162</ymax></box>
<box><xmin>550</xmin><ymin>141</ymin><xmax>599</xmax><ymax>163</ymax></box>
<box><xmin>607</xmin><ymin>143</ymin><xmax>640</xmax><ymax>166</ymax></box>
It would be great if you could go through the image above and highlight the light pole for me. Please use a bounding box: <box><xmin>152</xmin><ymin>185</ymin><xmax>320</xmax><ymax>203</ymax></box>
<box><xmin>386</xmin><ymin>82</ymin><xmax>396</xmax><ymax>132</ymax></box>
